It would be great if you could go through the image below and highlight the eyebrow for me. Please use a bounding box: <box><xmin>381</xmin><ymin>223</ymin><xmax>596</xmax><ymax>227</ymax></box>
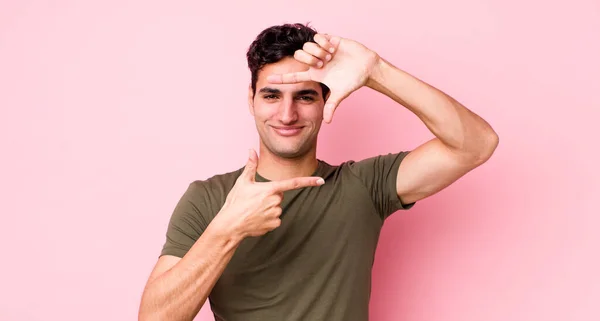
<box><xmin>258</xmin><ymin>87</ymin><xmax>319</xmax><ymax>96</ymax></box>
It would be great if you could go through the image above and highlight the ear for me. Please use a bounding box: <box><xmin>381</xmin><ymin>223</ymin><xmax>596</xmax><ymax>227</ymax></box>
<box><xmin>247</xmin><ymin>85</ymin><xmax>255</xmax><ymax>116</ymax></box>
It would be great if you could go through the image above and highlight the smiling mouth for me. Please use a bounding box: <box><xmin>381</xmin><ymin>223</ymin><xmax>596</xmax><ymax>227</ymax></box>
<box><xmin>271</xmin><ymin>126</ymin><xmax>305</xmax><ymax>136</ymax></box>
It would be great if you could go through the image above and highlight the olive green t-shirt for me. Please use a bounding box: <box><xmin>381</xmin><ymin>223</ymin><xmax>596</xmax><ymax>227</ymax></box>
<box><xmin>160</xmin><ymin>152</ymin><xmax>415</xmax><ymax>321</ymax></box>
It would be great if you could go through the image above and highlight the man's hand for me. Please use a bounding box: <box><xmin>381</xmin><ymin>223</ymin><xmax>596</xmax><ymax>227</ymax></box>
<box><xmin>266</xmin><ymin>33</ymin><xmax>380</xmax><ymax>123</ymax></box>
<box><xmin>139</xmin><ymin>148</ymin><xmax>323</xmax><ymax>321</ymax></box>
<box><xmin>216</xmin><ymin>149</ymin><xmax>325</xmax><ymax>239</ymax></box>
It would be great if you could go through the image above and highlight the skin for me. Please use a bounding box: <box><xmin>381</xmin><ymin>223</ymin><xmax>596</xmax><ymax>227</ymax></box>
<box><xmin>248</xmin><ymin>56</ymin><xmax>327</xmax><ymax>181</ymax></box>
<box><xmin>138</xmin><ymin>32</ymin><xmax>499</xmax><ymax>321</ymax></box>
<box><xmin>138</xmin><ymin>151</ymin><xmax>324</xmax><ymax>321</ymax></box>
<box><xmin>267</xmin><ymin>33</ymin><xmax>499</xmax><ymax>204</ymax></box>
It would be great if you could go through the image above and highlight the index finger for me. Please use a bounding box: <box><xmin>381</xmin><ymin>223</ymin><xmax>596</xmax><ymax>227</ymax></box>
<box><xmin>266</xmin><ymin>71</ymin><xmax>312</xmax><ymax>84</ymax></box>
<box><xmin>269</xmin><ymin>176</ymin><xmax>325</xmax><ymax>192</ymax></box>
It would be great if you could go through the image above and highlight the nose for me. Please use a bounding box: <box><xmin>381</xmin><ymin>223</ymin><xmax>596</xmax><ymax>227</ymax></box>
<box><xmin>278</xmin><ymin>97</ymin><xmax>298</xmax><ymax>125</ymax></box>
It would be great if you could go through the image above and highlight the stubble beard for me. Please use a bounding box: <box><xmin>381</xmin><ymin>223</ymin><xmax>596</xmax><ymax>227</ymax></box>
<box><xmin>260</xmin><ymin>129</ymin><xmax>316</xmax><ymax>160</ymax></box>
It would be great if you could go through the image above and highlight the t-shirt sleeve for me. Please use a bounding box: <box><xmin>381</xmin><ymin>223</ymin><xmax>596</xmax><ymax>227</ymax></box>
<box><xmin>160</xmin><ymin>182</ymin><xmax>210</xmax><ymax>258</ymax></box>
<box><xmin>347</xmin><ymin>151</ymin><xmax>415</xmax><ymax>220</ymax></box>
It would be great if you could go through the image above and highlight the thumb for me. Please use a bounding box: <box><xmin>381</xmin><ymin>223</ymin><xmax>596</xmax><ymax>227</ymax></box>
<box><xmin>323</xmin><ymin>93</ymin><xmax>346</xmax><ymax>123</ymax></box>
<box><xmin>241</xmin><ymin>149</ymin><xmax>258</xmax><ymax>182</ymax></box>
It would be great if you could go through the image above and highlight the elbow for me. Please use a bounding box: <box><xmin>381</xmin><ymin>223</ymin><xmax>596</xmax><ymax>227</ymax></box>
<box><xmin>458</xmin><ymin>129</ymin><xmax>499</xmax><ymax>167</ymax></box>
<box><xmin>474</xmin><ymin>129</ymin><xmax>499</xmax><ymax>165</ymax></box>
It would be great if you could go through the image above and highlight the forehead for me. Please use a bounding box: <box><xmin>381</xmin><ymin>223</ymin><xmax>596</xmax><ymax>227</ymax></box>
<box><xmin>256</xmin><ymin>57</ymin><xmax>322</xmax><ymax>92</ymax></box>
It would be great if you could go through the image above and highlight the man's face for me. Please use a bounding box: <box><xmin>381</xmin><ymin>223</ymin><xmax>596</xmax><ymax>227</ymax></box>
<box><xmin>249</xmin><ymin>57</ymin><xmax>325</xmax><ymax>159</ymax></box>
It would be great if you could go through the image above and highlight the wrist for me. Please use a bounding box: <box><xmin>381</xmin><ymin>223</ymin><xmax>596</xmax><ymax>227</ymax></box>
<box><xmin>365</xmin><ymin>56</ymin><xmax>388</xmax><ymax>91</ymax></box>
<box><xmin>209</xmin><ymin>210</ymin><xmax>246</xmax><ymax>246</ymax></box>
<box><xmin>365</xmin><ymin>57</ymin><xmax>413</xmax><ymax>108</ymax></box>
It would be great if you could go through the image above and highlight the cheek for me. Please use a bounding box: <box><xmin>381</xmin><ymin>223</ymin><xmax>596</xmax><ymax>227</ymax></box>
<box><xmin>253</xmin><ymin>105</ymin><xmax>277</xmax><ymax>120</ymax></box>
<box><xmin>303</xmin><ymin>106</ymin><xmax>324</xmax><ymax>120</ymax></box>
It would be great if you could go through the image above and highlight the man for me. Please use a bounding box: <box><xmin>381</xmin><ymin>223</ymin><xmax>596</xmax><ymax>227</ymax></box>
<box><xmin>138</xmin><ymin>23</ymin><xmax>498</xmax><ymax>321</ymax></box>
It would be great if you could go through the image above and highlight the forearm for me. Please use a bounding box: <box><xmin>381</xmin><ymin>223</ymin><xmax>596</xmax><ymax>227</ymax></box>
<box><xmin>139</xmin><ymin>216</ymin><xmax>242</xmax><ymax>321</ymax></box>
<box><xmin>366</xmin><ymin>57</ymin><xmax>498</xmax><ymax>161</ymax></box>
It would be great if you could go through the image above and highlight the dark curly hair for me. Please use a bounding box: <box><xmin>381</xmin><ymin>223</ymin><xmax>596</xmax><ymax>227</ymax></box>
<box><xmin>246</xmin><ymin>23</ymin><xmax>330</xmax><ymax>99</ymax></box>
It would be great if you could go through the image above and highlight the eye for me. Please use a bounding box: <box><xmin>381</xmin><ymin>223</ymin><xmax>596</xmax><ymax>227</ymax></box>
<box><xmin>263</xmin><ymin>94</ymin><xmax>278</xmax><ymax>100</ymax></box>
<box><xmin>298</xmin><ymin>96</ymin><xmax>315</xmax><ymax>101</ymax></box>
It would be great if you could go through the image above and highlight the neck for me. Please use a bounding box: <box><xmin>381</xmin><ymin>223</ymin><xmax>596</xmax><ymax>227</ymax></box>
<box><xmin>256</xmin><ymin>145</ymin><xmax>319</xmax><ymax>181</ymax></box>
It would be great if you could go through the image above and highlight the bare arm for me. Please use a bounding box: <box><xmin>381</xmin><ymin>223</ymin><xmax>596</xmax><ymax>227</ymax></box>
<box><xmin>262</xmin><ymin>34</ymin><xmax>498</xmax><ymax>205</ymax></box>
<box><xmin>261</xmin><ymin>34</ymin><xmax>498</xmax><ymax>205</ymax></box>
<box><xmin>366</xmin><ymin>58</ymin><xmax>499</xmax><ymax>205</ymax></box>
<box><xmin>138</xmin><ymin>149</ymin><xmax>325</xmax><ymax>321</ymax></box>
<box><xmin>138</xmin><ymin>217</ymin><xmax>242</xmax><ymax>321</ymax></box>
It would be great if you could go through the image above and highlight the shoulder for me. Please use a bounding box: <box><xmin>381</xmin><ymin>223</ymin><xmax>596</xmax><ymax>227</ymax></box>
<box><xmin>340</xmin><ymin>152</ymin><xmax>411</xmax><ymax>176</ymax></box>
<box><xmin>188</xmin><ymin>166</ymin><xmax>244</xmax><ymax>198</ymax></box>
<box><xmin>179</xmin><ymin>166</ymin><xmax>245</xmax><ymax>213</ymax></box>
<box><xmin>316</xmin><ymin>153</ymin><xmax>407</xmax><ymax>180</ymax></box>
<box><xmin>335</xmin><ymin>152</ymin><xmax>415</xmax><ymax>216</ymax></box>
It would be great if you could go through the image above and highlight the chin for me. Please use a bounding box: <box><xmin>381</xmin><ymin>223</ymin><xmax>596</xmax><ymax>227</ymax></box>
<box><xmin>271</xmin><ymin>147</ymin><xmax>306</xmax><ymax>159</ymax></box>
<box><xmin>264</xmin><ymin>141</ymin><xmax>312</xmax><ymax>159</ymax></box>
<box><xmin>258</xmin><ymin>129</ymin><xmax>316</xmax><ymax>159</ymax></box>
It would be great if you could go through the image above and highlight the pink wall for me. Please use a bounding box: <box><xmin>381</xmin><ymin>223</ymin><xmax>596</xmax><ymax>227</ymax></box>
<box><xmin>1</xmin><ymin>1</ymin><xmax>598</xmax><ymax>320</ymax></box>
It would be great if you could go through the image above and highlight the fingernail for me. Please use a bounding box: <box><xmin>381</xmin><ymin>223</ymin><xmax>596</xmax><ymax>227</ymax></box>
<box><xmin>326</xmin><ymin>54</ymin><xmax>331</xmax><ymax>61</ymax></box>
<box><xmin>317</xmin><ymin>61</ymin><xmax>323</xmax><ymax>68</ymax></box>
<box><xmin>329</xmin><ymin>47</ymin><xmax>335</xmax><ymax>53</ymax></box>
<box><xmin>317</xmin><ymin>178</ymin><xmax>325</xmax><ymax>185</ymax></box>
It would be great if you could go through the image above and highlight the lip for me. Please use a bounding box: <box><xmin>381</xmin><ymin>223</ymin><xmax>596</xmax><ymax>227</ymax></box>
<box><xmin>270</xmin><ymin>125</ymin><xmax>304</xmax><ymax>136</ymax></box>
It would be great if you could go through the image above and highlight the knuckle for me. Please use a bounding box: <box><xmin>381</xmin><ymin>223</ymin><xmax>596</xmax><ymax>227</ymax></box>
<box><xmin>256</xmin><ymin>190</ymin><xmax>267</xmax><ymax>200</ymax></box>
<box><xmin>268</xmin><ymin>195</ymin><xmax>279</xmax><ymax>206</ymax></box>
<box><xmin>263</xmin><ymin>190</ymin><xmax>273</xmax><ymax>199</ymax></box>
<box><xmin>267</xmin><ymin>185</ymin><xmax>279</xmax><ymax>195</ymax></box>
<box><xmin>314</xmin><ymin>34</ymin><xmax>325</xmax><ymax>44</ymax></box>
<box><xmin>274</xmin><ymin>206</ymin><xmax>282</xmax><ymax>216</ymax></box>
<box><xmin>267</xmin><ymin>194</ymin><xmax>279</xmax><ymax>202</ymax></box>
<box><xmin>306</xmin><ymin>42</ymin><xmax>321</xmax><ymax>53</ymax></box>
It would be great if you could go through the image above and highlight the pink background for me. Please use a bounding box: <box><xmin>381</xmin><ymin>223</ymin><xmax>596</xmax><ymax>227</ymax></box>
<box><xmin>1</xmin><ymin>1</ymin><xmax>598</xmax><ymax>320</ymax></box>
